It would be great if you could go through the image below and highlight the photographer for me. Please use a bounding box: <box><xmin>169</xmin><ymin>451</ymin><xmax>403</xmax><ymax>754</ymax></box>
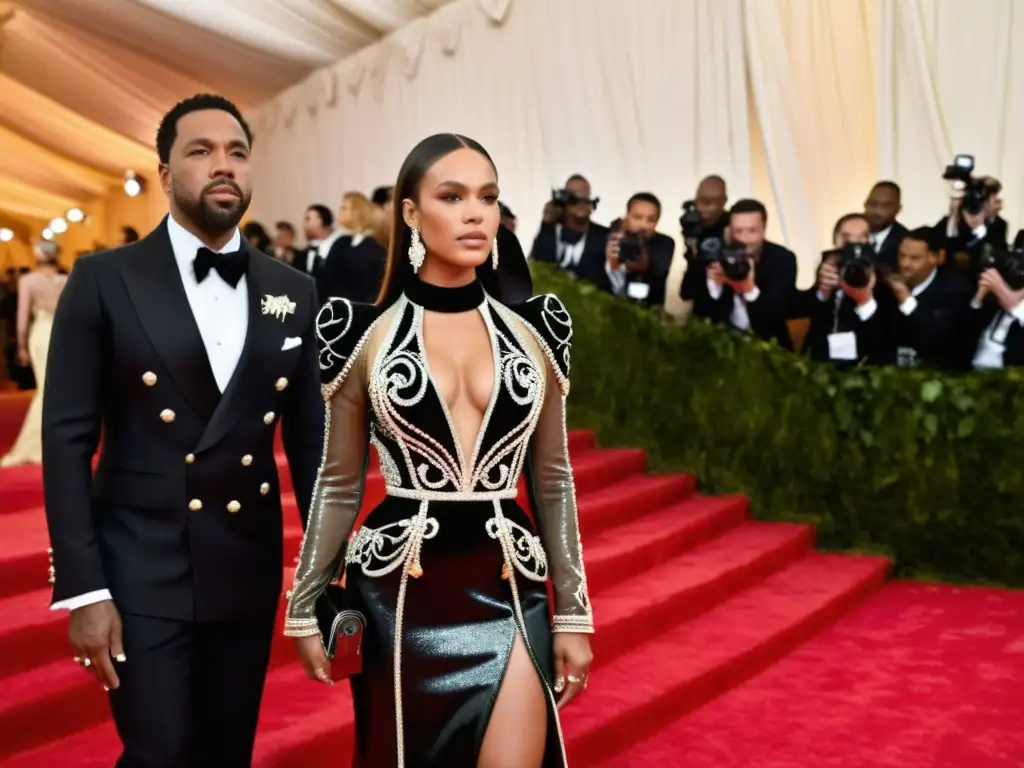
<box><xmin>887</xmin><ymin>227</ymin><xmax>972</xmax><ymax>369</ymax></box>
<box><xmin>937</xmin><ymin>157</ymin><xmax>1008</xmax><ymax>283</ymax></box>
<box><xmin>689</xmin><ymin>199</ymin><xmax>797</xmax><ymax>350</ymax></box>
<box><xmin>964</xmin><ymin>247</ymin><xmax>1024</xmax><ymax>369</ymax></box>
<box><xmin>529</xmin><ymin>174</ymin><xmax>609</xmax><ymax>284</ymax></box>
<box><xmin>602</xmin><ymin>193</ymin><xmax>674</xmax><ymax>307</ymax></box>
<box><xmin>679</xmin><ymin>175</ymin><xmax>730</xmax><ymax>301</ymax></box>
<box><xmin>801</xmin><ymin>212</ymin><xmax>896</xmax><ymax>366</ymax></box>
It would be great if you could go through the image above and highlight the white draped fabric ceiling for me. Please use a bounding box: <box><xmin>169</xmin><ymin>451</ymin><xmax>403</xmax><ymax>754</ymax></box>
<box><xmin>0</xmin><ymin>0</ymin><xmax>454</xmax><ymax>224</ymax></box>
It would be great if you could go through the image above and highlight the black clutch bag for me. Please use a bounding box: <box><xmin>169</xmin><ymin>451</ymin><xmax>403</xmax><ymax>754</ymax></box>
<box><xmin>314</xmin><ymin>583</ymin><xmax>367</xmax><ymax>681</ymax></box>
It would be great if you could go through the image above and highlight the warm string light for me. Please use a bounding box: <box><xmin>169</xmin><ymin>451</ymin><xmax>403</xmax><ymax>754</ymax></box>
<box><xmin>0</xmin><ymin>228</ymin><xmax>13</xmax><ymax>242</ymax></box>
<box><xmin>124</xmin><ymin>170</ymin><xmax>143</xmax><ymax>197</ymax></box>
<box><xmin>41</xmin><ymin>228</ymin><xmax>54</xmax><ymax>241</ymax></box>
<box><xmin>50</xmin><ymin>217</ymin><xmax>68</xmax><ymax>234</ymax></box>
<box><xmin>66</xmin><ymin>207</ymin><xmax>84</xmax><ymax>223</ymax></box>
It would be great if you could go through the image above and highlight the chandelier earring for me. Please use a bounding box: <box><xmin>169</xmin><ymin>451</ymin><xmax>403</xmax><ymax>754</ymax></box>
<box><xmin>408</xmin><ymin>227</ymin><xmax>426</xmax><ymax>273</ymax></box>
<box><xmin>491</xmin><ymin>235</ymin><xmax>499</xmax><ymax>270</ymax></box>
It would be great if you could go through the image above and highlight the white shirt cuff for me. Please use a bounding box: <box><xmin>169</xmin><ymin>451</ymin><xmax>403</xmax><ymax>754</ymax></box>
<box><xmin>51</xmin><ymin>589</ymin><xmax>113</xmax><ymax>611</ymax></box>
<box><xmin>971</xmin><ymin>298</ymin><xmax>984</xmax><ymax>310</ymax></box>
<box><xmin>707</xmin><ymin>277</ymin><xmax>723</xmax><ymax>300</ymax></box>
<box><xmin>972</xmin><ymin>224</ymin><xmax>988</xmax><ymax>240</ymax></box>
<box><xmin>854</xmin><ymin>297</ymin><xmax>878</xmax><ymax>321</ymax></box>
<box><xmin>742</xmin><ymin>286</ymin><xmax>761</xmax><ymax>303</ymax></box>
<box><xmin>1010</xmin><ymin>299</ymin><xmax>1024</xmax><ymax>325</ymax></box>
<box><xmin>815</xmin><ymin>289</ymin><xmax>830</xmax><ymax>303</ymax></box>
<box><xmin>605</xmin><ymin>261</ymin><xmax>626</xmax><ymax>295</ymax></box>
<box><xmin>899</xmin><ymin>297</ymin><xmax>918</xmax><ymax>316</ymax></box>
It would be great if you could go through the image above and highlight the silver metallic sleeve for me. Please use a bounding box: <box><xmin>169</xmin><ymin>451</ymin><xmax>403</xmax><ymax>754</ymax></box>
<box><xmin>530</xmin><ymin>364</ymin><xmax>594</xmax><ymax>634</ymax></box>
<box><xmin>283</xmin><ymin>355</ymin><xmax>369</xmax><ymax>637</ymax></box>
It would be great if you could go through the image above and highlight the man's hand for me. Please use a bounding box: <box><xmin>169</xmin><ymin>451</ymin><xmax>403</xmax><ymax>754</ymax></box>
<box><xmin>70</xmin><ymin>600</ymin><xmax>125</xmax><ymax>690</ymax></box>
<box><xmin>726</xmin><ymin>260</ymin><xmax>756</xmax><ymax>295</ymax></box>
<box><xmin>841</xmin><ymin>268</ymin><xmax>876</xmax><ymax>307</ymax></box>
<box><xmin>708</xmin><ymin>262</ymin><xmax>727</xmax><ymax>287</ymax></box>
<box><xmin>542</xmin><ymin>201</ymin><xmax>563</xmax><ymax>225</ymax></box>
<box><xmin>978</xmin><ymin>268</ymin><xmax>1024</xmax><ymax>312</ymax></box>
<box><xmin>605</xmin><ymin>231</ymin><xmax>623</xmax><ymax>271</ymax></box>
<box><xmin>16</xmin><ymin>347</ymin><xmax>29</xmax><ymax>367</ymax></box>
<box><xmin>888</xmin><ymin>274</ymin><xmax>911</xmax><ymax>304</ymax></box>
<box><xmin>816</xmin><ymin>259</ymin><xmax>840</xmax><ymax>298</ymax></box>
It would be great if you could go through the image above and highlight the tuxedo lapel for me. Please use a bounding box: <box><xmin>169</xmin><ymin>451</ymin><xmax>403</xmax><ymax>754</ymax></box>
<box><xmin>120</xmin><ymin>221</ymin><xmax>221</xmax><ymax>422</ymax></box>
<box><xmin>196</xmin><ymin>245</ymin><xmax>283</xmax><ymax>453</ymax></box>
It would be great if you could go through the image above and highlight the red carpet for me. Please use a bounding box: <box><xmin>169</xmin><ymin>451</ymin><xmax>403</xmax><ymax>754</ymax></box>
<box><xmin>614</xmin><ymin>582</ymin><xmax>1024</xmax><ymax>768</ymax></box>
<box><xmin>1</xmin><ymin>392</ymin><xmax>1019</xmax><ymax>765</ymax></box>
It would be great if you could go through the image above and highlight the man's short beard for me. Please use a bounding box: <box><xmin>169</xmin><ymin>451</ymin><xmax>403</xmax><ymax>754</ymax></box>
<box><xmin>174</xmin><ymin>185</ymin><xmax>251</xmax><ymax>236</ymax></box>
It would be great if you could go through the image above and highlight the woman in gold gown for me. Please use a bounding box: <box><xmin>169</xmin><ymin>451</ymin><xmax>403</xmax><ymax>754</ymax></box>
<box><xmin>2</xmin><ymin>241</ymin><xmax>67</xmax><ymax>467</ymax></box>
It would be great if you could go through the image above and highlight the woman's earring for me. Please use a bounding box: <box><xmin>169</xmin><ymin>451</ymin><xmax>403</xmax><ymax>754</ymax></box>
<box><xmin>409</xmin><ymin>227</ymin><xmax>426</xmax><ymax>273</ymax></box>
<box><xmin>491</xmin><ymin>235</ymin><xmax>499</xmax><ymax>270</ymax></box>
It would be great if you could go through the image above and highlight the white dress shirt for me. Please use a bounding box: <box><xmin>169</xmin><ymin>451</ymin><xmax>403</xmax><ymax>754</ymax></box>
<box><xmin>555</xmin><ymin>225</ymin><xmax>587</xmax><ymax>269</ymax></box>
<box><xmin>52</xmin><ymin>215</ymin><xmax>248</xmax><ymax>612</ymax></box>
<box><xmin>897</xmin><ymin>267</ymin><xmax>938</xmax><ymax>317</ymax></box>
<box><xmin>707</xmin><ymin>278</ymin><xmax>761</xmax><ymax>332</ymax></box>
<box><xmin>972</xmin><ymin>298</ymin><xmax>1024</xmax><ymax>370</ymax></box>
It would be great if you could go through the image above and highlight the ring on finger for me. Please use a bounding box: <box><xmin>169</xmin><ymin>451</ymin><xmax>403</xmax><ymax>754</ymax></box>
<box><xmin>567</xmin><ymin>673</ymin><xmax>586</xmax><ymax>684</ymax></box>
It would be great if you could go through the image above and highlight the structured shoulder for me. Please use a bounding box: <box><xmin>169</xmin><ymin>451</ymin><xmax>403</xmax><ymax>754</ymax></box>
<box><xmin>315</xmin><ymin>298</ymin><xmax>384</xmax><ymax>389</ymax></box>
<box><xmin>507</xmin><ymin>293</ymin><xmax>573</xmax><ymax>393</ymax></box>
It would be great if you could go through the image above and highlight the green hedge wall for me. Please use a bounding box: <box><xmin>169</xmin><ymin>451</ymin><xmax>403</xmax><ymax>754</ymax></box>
<box><xmin>532</xmin><ymin>264</ymin><xmax>1024</xmax><ymax>586</ymax></box>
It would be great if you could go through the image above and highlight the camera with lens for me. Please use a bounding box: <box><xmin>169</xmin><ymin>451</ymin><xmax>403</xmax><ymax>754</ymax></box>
<box><xmin>824</xmin><ymin>242</ymin><xmax>876</xmax><ymax>289</ymax></box>
<box><xmin>980</xmin><ymin>246</ymin><xmax>1024</xmax><ymax>291</ymax></box>
<box><xmin>551</xmin><ymin>188</ymin><xmax>598</xmax><ymax>209</ymax></box>
<box><xmin>699</xmin><ymin>237</ymin><xmax>750</xmax><ymax>282</ymax></box>
<box><xmin>680</xmin><ymin>200</ymin><xmax>703</xmax><ymax>242</ymax></box>
<box><xmin>618</xmin><ymin>230</ymin><xmax>651</xmax><ymax>264</ymax></box>
<box><xmin>942</xmin><ymin>153</ymin><xmax>992</xmax><ymax>217</ymax></box>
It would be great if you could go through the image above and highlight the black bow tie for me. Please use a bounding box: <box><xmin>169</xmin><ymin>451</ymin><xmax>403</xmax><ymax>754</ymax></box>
<box><xmin>193</xmin><ymin>246</ymin><xmax>248</xmax><ymax>288</ymax></box>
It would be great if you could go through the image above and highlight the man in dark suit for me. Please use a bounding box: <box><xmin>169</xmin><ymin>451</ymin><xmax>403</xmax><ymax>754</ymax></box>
<box><xmin>529</xmin><ymin>173</ymin><xmax>609</xmax><ymax>285</ymax></box>
<box><xmin>886</xmin><ymin>227</ymin><xmax>972</xmax><ymax>369</ymax></box>
<box><xmin>601</xmin><ymin>192</ymin><xmax>674</xmax><ymax>308</ymax></box>
<box><xmin>864</xmin><ymin>181</ymin><xmax>908</xmax><ymax>271</ymax></box>
<box><xmin>42</xmin><ymin>94</ymin><xmax>324</xmax><ymax>767</ymax></box>
<box><xmin>689</xmin><ymin>199</ymin><xmax>797</xmax><ymax>349</ymax></box>
<box><xmin>964</xmin><ymin>261</ymin><xmax>1024</xmax><ymax>370</ymax></box>
<box><xmin>793</xmin><ymin>212</ymin><xmax>891</xmax><ymax>366</ymax></box>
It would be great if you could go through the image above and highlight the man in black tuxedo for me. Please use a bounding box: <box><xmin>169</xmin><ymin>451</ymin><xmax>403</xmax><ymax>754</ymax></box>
<box><xmin>864</xmin><ymin>181</ymin><xmax>908</xmax><ymax>271</ymax></box>
<box><xmin>42</xmin><ymin>94</ymin><xmax>323</xmax><ymax>767</ymax></box>
<box><xmin>886</xmin><ymin>227</ymin><xmax>972</xmax><ymax>369</ymax></box>
<box><xmin>529</xmin><ymin>174</ymin><xmax>609</xmax><ymax>285</ymax></box>
<box><xmin>796</xmin><ymin>212</ymin><xmax>896</xmax><ymax>366</ymax></box>
<box><xmin>964</xmin><ymin>262</ymin><xmax>1024</xmax><ymax>370</ymax></box>
<box><xmin>601</xmin><ymin>192</ymin><xmax>674</xmax><ymax>308</ymax></box>
<box><xmin>689</xmin><ymin>199</ymin><xmax>797</xmax><ymax>350</ymax></box>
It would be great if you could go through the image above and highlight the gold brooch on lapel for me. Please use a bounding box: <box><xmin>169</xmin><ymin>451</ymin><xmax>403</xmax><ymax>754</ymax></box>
<box><xmin>261</xmin><ymin>294</ymin><xmax>296</xmax><ymax>322</ymax></box>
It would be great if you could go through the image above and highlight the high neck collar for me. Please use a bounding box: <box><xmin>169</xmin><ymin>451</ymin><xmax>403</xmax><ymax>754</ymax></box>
<box><xmin>405</xmin><ymin>277</ymin><xmax>484</xmax><ymax>313</ymax></box>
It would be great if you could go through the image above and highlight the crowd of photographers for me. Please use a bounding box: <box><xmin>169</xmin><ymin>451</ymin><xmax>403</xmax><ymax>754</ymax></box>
<box><xmin>531</xmin><ymin>156</ymin><xmax>1024</xmax><ymax>371</ymax></box>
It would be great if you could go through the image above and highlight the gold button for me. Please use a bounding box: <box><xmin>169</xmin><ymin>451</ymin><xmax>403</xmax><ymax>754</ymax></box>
<box><xmin>260</xmin><ymin>482</ymin><xmax>270</xmax><ymax>496</ymax></box>
<box><xmin>185</xmin><ymin>453</ymin><xmax>195</xmax><ymax>464</ymax></box>
<box><xmin>227</xmin><ymin>500</ymin><xmax>241</xmax><ymax>514</ymax></box>
<box><xmin>275</xmin><ymin>377</ymin><xmax>289</xmax><ymax>391</ymax></box>
<box><xmin>263</xmin><ymin>411</ymin><xmax>275</xmax><ymax>425</ymax></box>
<box><xmin>188</xmin><ymin>498</ymin><xmax>203</xmax><ymax>512</ymax></box>
<box><xmin>142</xmin><ymin>371</ymin><xmax>157</xmax><ymax>386</ymax></box>
<box><xmin>160</xmin><ymin>409</ymin><xmax>176</xmax><ymax>423</ymax></box>
<box><xmin>241</xmin><ymin>454</ymin><xmax>253</xmax><ymax>466</ymax></box>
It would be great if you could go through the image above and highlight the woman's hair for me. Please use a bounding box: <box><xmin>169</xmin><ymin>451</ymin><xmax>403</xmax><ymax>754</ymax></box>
<box><xmin>376</xmin><ymin>133</ymin><xmax>501</xmax><ymax>307</ymax></box>
<box><xmin>242</xmin><ymin>220</ymin><xmax>271</xmax><ymax>252</ymax></box>
<box><xmin>341</xmin><ymin>191</ymin><xmax>375</xmax><ymax>232</ymax></box>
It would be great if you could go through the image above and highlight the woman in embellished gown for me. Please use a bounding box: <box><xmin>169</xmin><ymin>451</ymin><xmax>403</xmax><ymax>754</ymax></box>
<box><xmin>2</xmin><ymin>241</ymin><xmax>67</xmax><ymax>467</ymax></box>
<box><xmin>284</xmin><ymin>134</ymin><xmax>594</xmax><ymax>767</ymax></box>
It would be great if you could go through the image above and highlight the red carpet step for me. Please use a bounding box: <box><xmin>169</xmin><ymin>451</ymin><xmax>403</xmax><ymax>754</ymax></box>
<box><xmin>0</xmin><ymin>428</ymin><xmax>897</xmax><ymax>766</ymax></box>
<box><xmin>614</xmin><ymin>582</ymin><xmax>1024</xmax><ymax>768</ymax></box>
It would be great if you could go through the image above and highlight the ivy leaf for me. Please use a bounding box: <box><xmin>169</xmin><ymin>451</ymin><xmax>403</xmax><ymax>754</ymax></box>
<box><xmin>923</xmin><ymin>413</ymin><xmax>939</xmax><ymax>438</ymax></box>
<box><xmin>921</xmin><ymin>380</ymin><xmax>944</xmax><ymax>403</ymax></box>
<box><xmin>957</xmin><ymin>416</ymin><xmax>976</xmax><ymax>438</ymax></box>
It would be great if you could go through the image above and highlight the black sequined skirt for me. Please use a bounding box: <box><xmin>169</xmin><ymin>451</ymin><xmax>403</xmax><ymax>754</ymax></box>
<box><xmin>344</xmin><ymin>495</ymin><xmax>566</xmax><ymax>768</ymax></box>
